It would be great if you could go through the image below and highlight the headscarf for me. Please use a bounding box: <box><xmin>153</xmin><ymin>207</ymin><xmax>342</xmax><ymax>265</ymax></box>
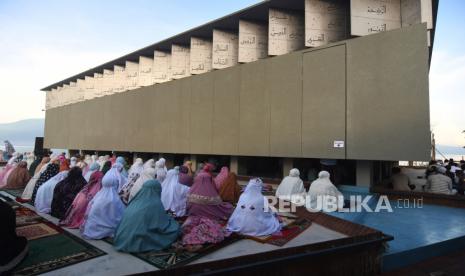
<box><xmin>128</xmin><ymin>158</ymin><xmax>144</xmax><ymax>176</ymax></box>
<box><xmin>0</xmin><ymin>156</ymin><xmax>19</xmax><ymax>187</ymax></box>
<box><xmin>155</xmin><ymin>158</ymin><xmax>167</xmax><ymax>183</ymax></box>
<box><xmin>184</xmin><ymin>161</ymin><xmax>193</xmax><ymax>176</ymax></box>
<box><xmin>31</xmin><ymin>163</ymin><xmax>60</xmax><ymax>204</ymax></box>
<box><xmin>60</xmin><ymin>171</ymin><xmax>103</xmax><ymax>228</ymax></box>
<box><xmin>34</xmin><ymin>171</ymin><xmax>69</xmax><ymax>214</ymax></box>
<box><xmin>227</xmin><ymin>178</ymin><xmax>281</xmax><ymax>236</ymax></box>
<box><xmin>70</xmin><ymin>157</ymin><xmax>78</xmax><ymax>168</ymax></box>
<box><xmin>214</xmin><ymin>166</ymin><xmax>229</xmax><ymax>190</ymax></box>
<box><xmin>101</xmin><ymin>161</ymin><xmax>112</xmax><ymax>175</ymax></box>
<box><xmin>97</xmin><ymin>156</ymin><xmax>106</xmax><ymax>170</ymax></box>
<box><xmin>114</xmin><ymin>180</ymin><xmax>180</xmax><ymax>253</ymax></box>
<box><xmin>219</xmin><ymin>172</ymin><xmax>242</xmax><ymax>204</ymax></box>
<box><xmin>28</xmin><ymin>157</ymin><xmax>42</xmax><ymax>177</ymax></box>
<box><xmin>116</xmin><ymin>156</ymin><xmax>128</xmax><ymax>177</ymax></box>
<box><xmin>143</xmin><ymin>159</ymin><xmax>155</xmax><ymax>169</ymax></box>
<box><xmin>275</xmin><ymin>168</ymin><xmax>306</xmax><ymax>204</ymax></box>
<box><xmin>34</xmin><ymin>157</ymin><xmax>50</xmax><ymax>175</ymax></box>
<box><xmin>84</xmin><ymin>162</ymin><xmax>100</xmax><ymax>182</ymax></box>
<box><xmin>161</xmin><ymin>168</ymin><xmax>190</xmax><ymax>217</ymax></box>
<box><xmin>119</xmin><ymin>159</ymin><xmax>144</xmax><ymax>204</ymax></box>
<box><xmin>179</xmin><ymin>165</ymin><xmax>194</xmax><ymax>187</ymax></box>
<box><xmin>80</xmin><ymin>168</ymin><xmax>126</xmax><ymax>239</ymax></box>
<box><xmin>60</xmin><ymin>158</ymin><xmax>70</xmax><ymax>172</ymax></box>
<box><xmin>128</xmin><ymin>167</ymin><xmax>156</xmax><ymax>202</ymax></box>
<box><xmin>307</xmin><ymin>171</ymin><xmax>343</xmax><ymax>210</ymax></box>
<box><xmin>110</xmin><ymin>163</ymin><xmax>128</xmax><ymax>192</ymax></box>
<box><xmin>4</xmin><ymin>161</ymin><xmax>30</xmax><ymax>189</ymax></box>
<box><xmin>51</xmin><ymin>167</ymin><xmax>87</xmax><ymax>220</ymax></box>
<box><xmin>187</xmin><ymin>172</ymin><xmax>233</xmax><ymax>221</ymax></box>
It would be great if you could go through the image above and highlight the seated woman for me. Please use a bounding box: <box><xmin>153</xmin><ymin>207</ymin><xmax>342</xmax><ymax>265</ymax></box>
<box><xmin>0</xmin><ymin>200</ymin><xmax>28</xmax><ymax>273</ymax></box>
<box><xmin>155</xmin><ymin>158</ymin><xmax>168</xmax><ymax>183</ymax></box>
<box><xmin>116</xmin><ymin>156</ymin><xmax>128</xmax><ymax>178</ymax></box>
<box><xmin>114</xmin><ymin>179</ymin><xmax>180</xmax><ymax>253</ymax></box>
<box><xmin>276</xmin><ymin>168</ymin><xmax>306</xmax><ymax>204</ymax></box>
<box><xmin>161</xmin><ymin>168</ymin><xmax>190</xmax><ymax>217</ymax></box>
<box><xmin>4</xmin><ymin>161</ymin><xmax>30</xmax><ymax>189</ymax></box>
<box><xmin>182</xmin><ymin>170</ymin><xmax>234</xmax><ymax>248</ymax></box>
<box><xmin>51</xmin><ymin>167</ymin><xmax>87</xmax><ymax>220</ymax></box>
<box><xmin>80</xmin><ymin>168</ymin><xmax>126</xmax><ymax>239</ymax></box>
<box><xmin>31</xmin><ymin>161</ymin><xmax>60</xmax><ymax>205</ymax></box>
<box><xmin>118</xmin><ymin>159</ymin><xmax>144</xmax><ymax>203</ymax></box>
<box><xmin>219</xmin><ymin>172</ymin><xmax>242</xmax><ymax>204</ymax></box>
<box><xmin>227</xmin><ymin>178</ymin><xmax>281</xmax><ymax>236</ymax></box>
<box><xmin>214</xmin><ymin>166</ymin><xmax>229</xmax><ymax>190</ymax></box>
<box><xmin>128</xmin><ymin>166</ymin><xmax>156</xmax><ymax>202</ymax></box>
<box><xmin>83</xmin><ymin>162</ymin><xmax>100</xmax><ymax>182</ymax></box>
<box><xmin>60</xmin><ymin>171</ymin><xmax>103</xmax><ymax>228</ymax></box>
<box><xmin>21</xmin><ymin>157</ymin><xmax>50</xmax><ymax>201</ymax></box>
<box><xmin>34</xmin><ymin>170</ymin><xmax>69</xmax><ymax>214</ymax></box>
<box><xmin>101</xmin><ymin>160</ymin><xmax>112</xmax><ymax>175</ymax></box>
<box><xmin>178</xmin><ymin>165</ymin><xmax>194</xmax><ymax>187</ymax></box>
<box><xmin>0</xmin><ymin>153</ymin><xmax>20</xmax><ymax>187</ymax></box>
<box><xmin>307</xmin><ymin>171</ymin><xmax>343</xmax><ymax>211</ymax></box>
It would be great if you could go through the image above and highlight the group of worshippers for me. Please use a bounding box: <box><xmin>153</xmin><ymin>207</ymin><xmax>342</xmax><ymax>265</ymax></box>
<box><xmin>389</xmin><ymin>159</ymin><xmax>465</xmax><ymax>195</ymax></box>
<box><xmin>1</xmin><ymin>151</ymin><xmax>345</xmax><ymax>254</ymax></box>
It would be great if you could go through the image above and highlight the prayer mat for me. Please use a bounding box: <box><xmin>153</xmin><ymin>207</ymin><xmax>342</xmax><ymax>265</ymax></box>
<box><xmin>17</xmin><ymin>223</ymin><xmax>59</xmax><ymax>240</ymax></box>
<box><xmin>7</xmin><ymin>199</ymin><xmax>106</xmax><ymax>275</ymax></box>
<box><xmin>104</xmin><ymin>235</ymin><xmax>242</xmax><ymax>270</ymax></box>
<box><xmin>245</xmin><ymin>218</ymin><xmax>312</xmax><ymax>247</ymax></box>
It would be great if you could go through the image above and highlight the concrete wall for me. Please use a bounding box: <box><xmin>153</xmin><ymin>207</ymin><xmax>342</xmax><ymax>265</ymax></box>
<box><xmin>44</xmin><ymin>24</ymin><xmax>430</xmax><ymax>161</ymax></box>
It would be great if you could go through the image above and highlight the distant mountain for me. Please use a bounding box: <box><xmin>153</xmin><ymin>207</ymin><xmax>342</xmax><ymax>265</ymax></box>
<box><xmin>0</xmin><ymin>118</ymin><xmax>44</xmax><ymax>146</ymax></box>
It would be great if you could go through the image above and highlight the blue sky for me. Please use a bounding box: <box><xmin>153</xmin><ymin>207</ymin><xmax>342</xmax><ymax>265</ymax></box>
<box><xmin>0</xmin><ymin>0</ymin><xmax>464</xmax><ymax>146</ymax></box>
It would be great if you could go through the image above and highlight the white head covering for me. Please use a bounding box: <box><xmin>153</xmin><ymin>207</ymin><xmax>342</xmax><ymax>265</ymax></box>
<box><xmin>143</xmin><ymin>159</ymin><xmax>155</xmax><ymax>169</ymax></box>
<box><xmin>97</xmin><ymin>156</ymin><xmax>106</xmax><ymax>170</ymax></box>
<box><xmin>34</xmin><ymin>171</ymin><xmax>69</xmax><ymax>214</ymax></box>
<box><xmin>128</xmin><ymin>167</ymin><xmax>156</xmax><ymax>202</ymax></box>
<box><xmin>306</xmin><ymin>171</ymin><xmax>343</xmax><ymax>211</ymax></box>
<box><xmin>275</xmin><ymin>168</ymin><xmax>306</xmax><ymax>204</ymax></box>
<box><xmin>84</xmin><ymin>162</ymin><xmax>101</xmax><ymax>182</ymax></box>
<box><xmin>108</xmin><ymin>163</ymin><xmax>127</xmax><ymax>192</ymax></box>
<box><xmin>227</xmin><ymin>178</ymin><xmax>281</xmax><ymax>236</ymax></box>
<box><xmin>161</xmin><ymin>167</ymin><xmax>190</xmax><ymax>217</ymax></box>
<box><xmin>155</xmin><ymin>158</ymin><xmax>168</xmax><ymax>183</ymax></box>
<box><xmin>128</xmin><ymin>158</ymin><xmax>144</xmax><ymax>176</ymax></box>
<box><xmin>81</xmin><ymin>168</ymin><xmax>126</xmax><ymax>239</ymax></box>
<box><xmin>70</xmin><ymin>157</ymin><xmax>78</xmax><ymax>168</ymax></box>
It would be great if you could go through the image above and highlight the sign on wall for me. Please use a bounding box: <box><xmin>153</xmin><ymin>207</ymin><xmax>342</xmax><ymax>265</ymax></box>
<box><xmin>212</xmin><ymin>29</ymin><xmax>239</xmax><ymax>69</ymax></box>
<box><xmin>190</xmin><ymin>37</ymin><xmax>212</xmax><ymax>75</ymax></box>
<box><xmin>138</xmin><ymin>56</ymin><xmax>154</xmax><ymax>86</ymax></box>
<box><xmin>238</xmin><ymin>20</ymin><xmax>268</xmax><ymax>63</ymax></box>
<box><xmin>350</xmin><ymin>0</ymin><xmax>401</xmax><ymax>36</ymax></box>
<box><xmin>305</xmin><ymin>0</ymin><xmax>348</xmax><ymax>47</ymax></box>
<box><xmin>171</xmin><ymin>44</ymin><xmax>191</xmax><ymax>79</ymax></box>
<box><xmin>268</xmin><ymin>8</ymin><xmax>305</xmax><ymax>56</ymax></box>
<box><xmin>153</xmin><ymin>51</ymin><xmax>172</xmax><ymax>83</ymax></box>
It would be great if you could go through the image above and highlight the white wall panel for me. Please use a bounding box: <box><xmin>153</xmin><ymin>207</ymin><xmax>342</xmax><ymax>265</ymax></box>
<box><xmin>125</xmin><ymin>61</ymin><xmax>139</xmax><ymax>90</ymax></box>
<box><xmin>84</xmin><ymin>77</ymin><xmax>95</xmax><ymax>101</ymax></box>
<box><xmin>238</xmin><ymin>20</ymin><xmax>268</xmax><ymax>63</ymax></box>
<box><xmin>350</xmin><ymin>0</ymin><xmax>401</xmax><ymax>36</ymax></box>
<box><xmin>401</xmin><ymin>0</ymin><xmax>433</xmax><ymax>29</ymax></box>
<box><xmin>76</xmin><ymin>79</ymin><xmax>86</xmax><ymax>102</ymax></box>
<box><xmin>138</xmin><ymin>56</ymin><xmax>154</xmax><ymax>86</ymax></box>
<box><xmin>102</xmin><ymin>69</ymin><xmax>114</xmax><ymax>96</ymax></box>
<box><xmin>93</xmin><ymin>73</ymin><xmax>104</xmax><ymax>97</ymax></box>
<box><xmin>171</xmin><ymin>44</ymin><xmax>191</xmax><ymax>79</ymax></box>
<box><xmin>212</xmin><ymin>29</ymin><xmax>239</xmax><ymax>69</ymax></box>
<box><xmin>305</xmin><ymin>0</ymin><xmax>348</xmax><ymax>47</ymax></box>
<box><xmin>190</xmin><ymin>37</ymin><xmax>212</xmax><ymax>75</ymax></box>
<box><xmin>268</xmin><ymin>8</ymin><xmax>305</xmax><ymax>56</ymax></box>
<box><xmin>153</xmin><ymin>50</ymin><xmax>172</xmax><ymax>83</ymax></box>
<box><xmin>113</xmin><ymin>65</ymin><xmax>126</xmax><ymax>93</ymax></box>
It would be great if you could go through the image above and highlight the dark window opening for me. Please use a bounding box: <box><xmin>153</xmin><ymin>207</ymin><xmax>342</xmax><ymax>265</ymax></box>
<box><xmin>238</xmin><ymin>156</ymin><xmax>283</xmax><ymax>179</ymax></box>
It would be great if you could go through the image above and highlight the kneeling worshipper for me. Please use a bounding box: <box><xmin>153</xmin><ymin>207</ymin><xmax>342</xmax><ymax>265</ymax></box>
<box><xmin>275</xmin><ymin>168</ymin><xmax>306</xmax><ymax>204</ymax></box>
<box><xmin>214</xmin><ymin>166</ymin><xmax>229</xmax><ymax>190</ymax></box>
<box><xmin>0</xmin><ymin>200</ymin><xmax>28</xmax><ymax>273</ymax></box>
<box><xmin>30</xmin><ymin>161</ymin><xmax>60</xmax><ymax>205</ymax></box>
<box><xmin>128</xmin><ymin>166</ymin><xmax>156</xmax><ymax>202</ymax></box>
<box><xmin>80</xmin><ymin>168</ymin><xmax>126</xmax><ymax>239</ymax></box>
<box><xmin>118</xmin><ymin>158</ymin><xmax>144</xmax><ymax>203</ymax></box>
<box><xmin>161</xmin><ymin>167</ymin><xmax>190</xmax><ymax>217</ymax></box>
<box><xmin>60</xmin><ymin>171</ymin><xmax>103</xmax><ymax>228</ymax></box>
<box><xmin>50</xmin><ymin>167</ymin><xmax>87</xmax><ymax>220</ymax></box>
<box><xmin>155</xmin><ymin>158</ymin><xmax>168</xmax><ymax>183</ymax></box>
<box><xmin>0</xmin><ymin>153</ymin><xmax>20</xmax><ymax>187</ymax></box>
<box><xmin>83</xmin><ymin>162</ymin><xmax>100</xmax><ymax>182</ymax></box>
<box><xmin>116</xmin><ymin>156</ymin><xmax>128</xmax><ymax>178</ymax></box>
<box><xmin>4</xmin><ymin>161</ymin><xmax>30</xmax><ymax>189</ymax></box>
<box><xmin>21</xmin><ymin>156</ymin><xmax>51</xmax><ymax>201</ymax></box>
<box><xmin>101</xmin><ymin>160</ymin><xmax>112</xmax><ymax>175</ymax></box>
<box><xmin>59</xmin><ymin>156</ymin><xmax>70</xmax><ymax>172</ymax></box>
<box><xmin>182</xmin><ymin>170</ymin><xmax>234</xmax><ymax>247</ymax></box>
<box><xmin>128</xmin><ymin>158</ymin><xmax>144</xmax><ymax>178</ymax></box>
<box><xmin>227</xmin><ymin>178</ymin><xmax>281</xmax><ymax>236</ymax></box>
<box><xmin>34</xmin><ymin>171</ymin><xmax>69</xmax><ymax>214</ymax></box>
<box><xmin>179</xmin><ymin>165</ymin><xmax>194</xmax><ymax>187</ymax></box>
<box><xmin>219</xmin><ymin>172</ymin><xmax>242</xmax><ymax>204</ymax></box>
<box><xmin>114</xmin><ymin>179</ymin><xmax>180</xmax><ymax>253</ymax></box>
<box><xmin>143</xmin><ymin>159</ymin><xmax>155</xmax><ymax>169</ymax></box>
<box><xmin>307</xmin><ymin>171</ymin><xmax>343</xmax><ymax>211</ymax></box>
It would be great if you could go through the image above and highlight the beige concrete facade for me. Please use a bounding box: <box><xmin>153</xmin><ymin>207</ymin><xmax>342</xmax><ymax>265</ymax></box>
<box><xmin>44</xmin><ymin>24</ymin><xmax>431</xmax><ymax>162</ymax></box>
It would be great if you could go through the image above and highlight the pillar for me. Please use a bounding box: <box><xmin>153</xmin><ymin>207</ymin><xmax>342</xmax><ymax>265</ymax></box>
<box><xmin>230</xmin><ymin>156</ymin><xmax>238</xmax><ymax>174</ymax></box>
<box><xmin>356</xmin><ymin>160</ymin><xmax>373</xmax><ymax>187</ymax></box>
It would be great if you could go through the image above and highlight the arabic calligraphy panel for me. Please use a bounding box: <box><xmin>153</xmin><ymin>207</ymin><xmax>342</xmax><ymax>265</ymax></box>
<box><xmin>350</xmin><ymin>0</ymin><xmax>401</xmax><ymax>36</ymax></box>
<box><xmin>125</xmin><ymin>61</ymin><xmax>139</xmax><ymax>90</ymax></box>
<box><xmin>305</xmin><ymin>0</ymin><xmax>348</xmax><ymax>47</ymax></box>
<box><xmin>153</xmin><ymin>50</ymin><xmax>172</xmax><ymax>83</ymax></box>
<box><xmin>212</xmin><ymin>29</ymin><xmax>238</xmax><ymax>69</ymax></box>
<box><xmin>171</xmin><ymin>44</ymin><xmax>191</xmax><ymax>79</ymax></box>
<box><xmin>238</xmin><ymin>20</ymin><xmax>268</xmax><ymax>63</ymax></box>
<box><xmin>102</xmin><ymin>69</ymin><xmax>114</xmax><ymax>96</ymax></box>
<box><xmin>268</xmin><ymin>8</ymin><xmax>305</xmax><ymax>56</ymax></box>
<box><xmin>113</xmin><ymin>65</ymin><xmax>126</xmax><ymax>93</ymax></box>
<box><xmin>138</xmin><ymin>56</ymin><xmax>154</xmax><ymax>87</ymax></box>
<box><xmin>76</xmin><ymin>79</ymin><xmax>86</xmax><ymax>102</ymax></box>
<box><xmin>190</xmin><ymin>37</ymin><xmax>212</xmax><ymax>75</ymax></box>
